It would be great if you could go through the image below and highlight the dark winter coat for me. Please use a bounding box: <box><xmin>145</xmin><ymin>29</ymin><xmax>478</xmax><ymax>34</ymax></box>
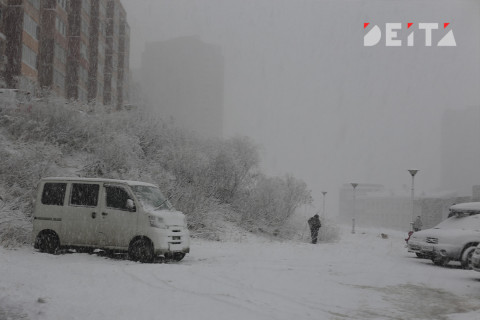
<box><xmin>308</xmin><ymin>215</ymin><xmax>321</xmax><ymax>230</ymax></box>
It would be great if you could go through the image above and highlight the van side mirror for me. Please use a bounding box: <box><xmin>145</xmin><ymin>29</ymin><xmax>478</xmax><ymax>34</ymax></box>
<box><xmin>126</xmin><ymin>199</ymin><xmax>135</xmax><ymax>211</ymax></box>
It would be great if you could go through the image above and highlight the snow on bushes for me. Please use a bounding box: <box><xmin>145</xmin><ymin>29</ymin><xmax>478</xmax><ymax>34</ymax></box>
<box><xmin>0</xmin><ymin>96</ymin><xmax>316</xmax><ymax>246</ymax></box>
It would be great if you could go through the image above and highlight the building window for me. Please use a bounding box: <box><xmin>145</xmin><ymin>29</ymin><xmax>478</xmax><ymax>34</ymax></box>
<box><xmin>23</xmin><ymin>13</ymin><xmax>38</xmax><ymax>40</ymax></box>
<box><xmin>97</xmin><ymin>82</ymin><xmax>103</xmax><ymax>99</ymax></box>
<box><xmin>98</xmin><ymin>62</ymin><xmax>103</xmax><ymax>76</ymax></box>
<box><xmin>54</xmin><ymin>43</ymin><xmax>66</xmax><ymax>64</ymax></box>
<box><xmin>78</xmin><ymin>87</ymin><xmax>87</xmax><ymax>102</ymax></box>
<box><xmin>82</xmin><ymin>0</ymin><xmax>90</xmax><ymax>13</ymax></box>
<box><xmin>56</xmin><ymin>17</ymin><xmax>66</xmax><ymax>37</ymax></box>
<box><xmin>57</xmin><ymin>0</ymin><xmax>67</xmax><ymax>10</ymax></box>
<box><xmin>80</xmin><ymin>42</ymin><xmax>87</xmax><ymax>60</ymax></box>
<box><xmin>81</xmin><ymin>17</ymin><xmax>89</xmax><ymax>36</ymax></box>
<box><xmin>79</xmin><ymin>65</ymin><xmax>88</xmax><ymax>85</ymax></box>
<box><xmin>29</xmin><ymin>0</ymin><xmax>40</xmax><ymax>10</ymax></box>
<box><xmin>22</xmin><ymin>44</ymin><xmax>37</xmax><ymax>69</ymax></box>
<box><xmin>54</xmin><ymin>68</ymin><xmax>65</xmax><ymax>89</ymax></box>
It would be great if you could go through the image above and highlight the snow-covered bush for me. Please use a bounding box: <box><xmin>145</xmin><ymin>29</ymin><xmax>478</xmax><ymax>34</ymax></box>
<box><xmin>0</xmin><ymin>142</ymin><xmax>62</xmax><ymax>246</ymax></box>
<box><xmin>0</xmin><ymin>95</ymin><xmax>315</xmax><ymax>246</ymax></box>
<box><xmin>234</xmin><ymin>174</ymin><xmax>313</xmax><ymax>235</ymax></box>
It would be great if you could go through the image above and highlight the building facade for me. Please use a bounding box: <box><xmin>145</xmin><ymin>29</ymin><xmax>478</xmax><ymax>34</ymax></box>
<box><xmin>1</xmin><ymin>0</ymin><xmax>129</xmax><ymax>108</ymax></box>
<box><xmin>38</xmin><ymin>0</ymin><xmax>68</xmax><ymax>97</ymax></box>
<box><xmin>5</xmin><ymin>0</ymin><xmax>41</xmax><ymax>92</ymax></box>
<box><xmin>0</xmin><ymin>0</ymin><xmax>8</xmax><ymax>86</ymax></box>
<box><xmin>339</xmin><ymin>183</ymin><xmax>471</xmax><ymax>231</ymax></box>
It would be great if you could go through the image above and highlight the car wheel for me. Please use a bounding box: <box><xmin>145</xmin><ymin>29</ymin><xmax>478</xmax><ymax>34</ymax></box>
<box><xmin>36</xmin><ymin>231</ymin><xmax>59</xmax><ymax>254</ymax></box>
<box><xmin>416</xmin><ymin>253</ymin><xmax>426</xmax><ymax>258</ymax></box>
<box><xmin>461</xmin><ymin>246</ymin><xmax>476</xmax><ymax>270</ymax></box>
<box><xmin>129</xmin><ymin>238</ymin><xmax>154</xmax><ymax>263</ymax></box>
<box><xmin>432</xmin><ymin>256</ymin><xmax>450</xmax><ymax>267</ymax></box>
<box><xmin>171</xmin><ymin>252</ymin><xmax>186</xmax><ymax>262</ymax></box>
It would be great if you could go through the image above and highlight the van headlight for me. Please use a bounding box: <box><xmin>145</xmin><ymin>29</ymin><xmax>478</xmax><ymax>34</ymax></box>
<box><xmin>149</xmin><ymin>216</ymin><xmax>166</xmax><ymax>228</ymax></box>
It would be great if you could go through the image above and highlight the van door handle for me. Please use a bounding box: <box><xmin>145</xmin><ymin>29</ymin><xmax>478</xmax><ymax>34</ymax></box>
<box><xmin>102</xmin><ymin>212</ymin><xmax>108</xmax><ymax>216</ymax></box>
<box><xmin>91</xmin><ymin>212</ymin><xmax>96</xmax><ymax>219</ymax></box>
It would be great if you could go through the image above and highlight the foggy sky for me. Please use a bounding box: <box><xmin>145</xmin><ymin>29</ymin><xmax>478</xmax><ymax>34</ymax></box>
<box><xmin>122</xmin><ymin>0</ymin><xmax>480</xmax><ymax>215</ymax></box>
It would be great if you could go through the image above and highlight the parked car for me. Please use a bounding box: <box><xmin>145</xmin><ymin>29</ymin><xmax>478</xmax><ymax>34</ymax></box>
<box><xmin>33</xmin><ymin>177</ymin><xmax>190</xmax><ymax>262</ymax></box>
<box><xmin>407</xmin><ymin>202</ymin><xmax>480</xmax><ymax>269</ymax></box>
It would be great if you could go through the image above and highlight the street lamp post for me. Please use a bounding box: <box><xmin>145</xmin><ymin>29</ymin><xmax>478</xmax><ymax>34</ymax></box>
<box><xmin>351</xmin><ymin>183</ymin><xmax>358</xmax><ymax>234</ymax></box>
<box><xmin>321</xmin><ymin>191</ymin><xmax>327</xmax><ymax>219</ymax></box>
<box><xmin>408</xmin><ymin>169</ymin><xmax>419</xmax><ymax>231</ymax></box>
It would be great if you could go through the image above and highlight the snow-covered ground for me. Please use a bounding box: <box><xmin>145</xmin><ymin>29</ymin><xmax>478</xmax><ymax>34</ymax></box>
<box><xmin>1</xmin><ymin>226</ymin><xmax>479</xmax><ymax>320</ymax></box>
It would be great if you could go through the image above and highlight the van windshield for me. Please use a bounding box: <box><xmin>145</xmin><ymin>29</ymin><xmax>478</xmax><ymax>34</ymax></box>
<box><xmin>130</xmin><ymin>185</ymin><xmax>173</xmax><ymax>211</ymax></box>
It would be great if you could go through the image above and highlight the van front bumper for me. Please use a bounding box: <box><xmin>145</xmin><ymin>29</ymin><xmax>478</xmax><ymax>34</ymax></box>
<box><xmin>150</xmin><ymin>226</ymin><xmax>190</xmax><ymax>255</ymax></box>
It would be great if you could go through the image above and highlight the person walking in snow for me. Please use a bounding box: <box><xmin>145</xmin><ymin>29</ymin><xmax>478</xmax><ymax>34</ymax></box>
<box><xmin>413</xmin><ymin>216</ymin><xmax>423</xmax><ymax>232</ymax></box>
<box><xmin>308</xmin><ymin>214</ymin><xmax>321</xmax><ymax>244</ymax></box>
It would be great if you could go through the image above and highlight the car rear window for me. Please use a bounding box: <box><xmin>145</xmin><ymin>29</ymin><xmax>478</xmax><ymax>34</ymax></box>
<box><xmin>41</xmin><ymin>183</ymin><xmax>67</xmax><ymax>206</ymax></box>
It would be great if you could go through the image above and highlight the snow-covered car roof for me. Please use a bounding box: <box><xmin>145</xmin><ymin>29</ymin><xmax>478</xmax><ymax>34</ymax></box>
<box><xmin>449</xmin><ymin>202</ymin><xmax>480</xmax><ymax>213</ymax></box>
<box><xmin>41</xmin><ymin>177</ymin><xmax>157</xmax><ymax>188</ymax></box>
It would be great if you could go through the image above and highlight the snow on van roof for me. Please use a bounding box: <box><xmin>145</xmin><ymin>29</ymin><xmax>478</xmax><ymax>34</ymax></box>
<box><xmin>41</xmin><ymin>177</ymin><xmax>158</xmax><ymax>187</ymax></box>
<box><xmin>449</xmin><ymin>202</ymin><xmax>480</xmax><ymax>212</ymax></box>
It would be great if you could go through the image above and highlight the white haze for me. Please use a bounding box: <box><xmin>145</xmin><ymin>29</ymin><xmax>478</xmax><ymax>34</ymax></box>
<box><xmin>122</xmin><ymin>0</ymin><xmax>480</xmax><ymax>215</ymax></box>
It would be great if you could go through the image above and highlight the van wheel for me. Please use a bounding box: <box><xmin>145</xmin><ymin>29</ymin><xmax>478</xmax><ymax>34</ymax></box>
<box><xmin>128</xmin><ymin>239</ymin><xmax>154</xmax><ymax>263</ymax></box>
<box><xmin>36</xmin><ymin>232</ymin><xmax>59</xmax><ymax>254</ymax></box>
<box><xmin>461</xmin><ymin>246</ymin><xmax>476</xmax><ymax>270</ymax></box>
<box><xmin>171</xmin><ymin>253</ymin><xmax>185</xmax><ymax>262</ymax></box>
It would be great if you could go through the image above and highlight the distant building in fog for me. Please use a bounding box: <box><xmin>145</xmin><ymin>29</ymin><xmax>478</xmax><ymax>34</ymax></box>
<box><xmin>339</xmin><ymin>183</ymin><xmax>470</xmax><ymax>231</ymax></box>
<box><xmin>141</xmin><ymin>36</ymin><xmax>224</xmax><ymax>138</ymax></box>
<box><xmin>441</xmin><ymin>106</ymin><xmax>480</xmax><ymax>195</ymax></box>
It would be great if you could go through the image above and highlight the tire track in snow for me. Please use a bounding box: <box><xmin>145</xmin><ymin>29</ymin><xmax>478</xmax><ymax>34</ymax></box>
<box><xmin>349</xmin><ymin>283</ymin><xmax>480</xmax><ymax>319</ymax></box>
<box><xmin>119</xmin><ymin>265</ymin><xmax>287</xmax><ymax>319</ymax></box>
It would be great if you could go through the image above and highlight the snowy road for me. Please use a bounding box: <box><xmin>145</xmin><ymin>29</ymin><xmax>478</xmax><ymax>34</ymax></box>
<box><xmin>1</xmin><ymin>227</ymin><xmax>480</xmax><ymax>320</ymax></box>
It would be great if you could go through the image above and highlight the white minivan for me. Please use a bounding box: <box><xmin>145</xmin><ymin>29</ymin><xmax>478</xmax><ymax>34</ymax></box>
<box><xmin>33</xmin><ymin>177</ymin><xmax>190</xmax><ymax>262</ymax></box>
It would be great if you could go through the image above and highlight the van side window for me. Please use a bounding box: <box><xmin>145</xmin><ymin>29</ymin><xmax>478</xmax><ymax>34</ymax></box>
<box><xmin>41</xmin><ymin>183</ymin><xmax>67</xmax><ymax>205</ymax></box>
<box><xmin>70</xmin><ymin>184</ymin><xmax>99</xmax><ymax>207</ymax></box>
<box><xmin>105</xmin><ymin>186</ymin><xmax>134</xmax><ymax>211</ymax></box>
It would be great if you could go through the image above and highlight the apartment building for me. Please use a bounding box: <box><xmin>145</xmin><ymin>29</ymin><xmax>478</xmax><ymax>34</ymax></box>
<box><xmin>116</xmin><ymin>9</ymin><xmax>128</xmax><ymax>108</ymax></box>
<box><xmin>65</xmin><ymin>0</ymin><xmax>90</xmax><ymax>102</ymax></box>
<box><xmin>1</xmin><ymin>0</ymin><xmax>129</xmax><ymax>108</ymax></box>
<box><xmin>103</xmin><ymin>0</ymin><xmax>126</xmax><ymax>107</ymax></box>
<box><xmin>5</xmin><ymin>0</ymin><xmax>41</xmax><ymax>92</ymax></box>
<box><xmin>87</xmin><ymin>0</ymin><xmax>107</xmax><ymax>104</ymax></box>
<box><xmin>0</xmin><ymin>0</ymin><xmax>7</xmax><ymax>85</ymax></box>
<box><xmin>38</xmin><ymin>0</ymin><xmax>68</xmax><ymax>97</ymax></box>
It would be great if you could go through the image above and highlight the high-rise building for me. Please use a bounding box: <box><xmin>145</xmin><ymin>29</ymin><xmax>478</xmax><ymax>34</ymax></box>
<box><xmin>65</xmin><ymin>0</ymin><xmax>90</xmax><ymax>102</ymax></box>
<box><xmin>1</xmin><ymin>0</ymin><xmax>130</xmax><ymax>108</ymax></box>
<box><xmin>5</xmin><ymin>0</ymin><xmax>42</xmax><ymax>92</ymax></box>
<box><xmin>0</xmin><ymin>0</ymin><xmax>8</xmax><ymax>86</ymax></box>
<box><xmin>116</xmin><ymin>8</ymin><xmax>129</xmax><ymax>108</ymax></box>
<box><xmin>103</xmin><ymin>0</ymin><xmax>119</xmax><ymax>106</ymax></box>
<box><xmin>87</xmin><ymin>0</ymin><xmax>107</xmax><ymax>104</ymax></box>
<box><xmin>141</xmin><ymin>36</ymin><xmax>224</xmax><ymax>138</ymax></box>
<box><xmin>38</xmin><ymin>0</ymin><xmax>68</xmax><ymax>97</ymax></box>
